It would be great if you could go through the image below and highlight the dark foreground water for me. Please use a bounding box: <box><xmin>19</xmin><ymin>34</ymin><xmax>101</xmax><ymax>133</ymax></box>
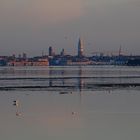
<box><xmin>0</xmin><ymin>66</ymin><xmax>140</xmax><ymax>140</ymax></box>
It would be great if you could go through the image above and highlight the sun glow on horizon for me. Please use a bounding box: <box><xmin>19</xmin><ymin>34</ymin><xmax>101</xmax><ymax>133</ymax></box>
<box><xmin>0</xmin><ymin>0</ymin><xmax>85</xmax><ymax>26</ymax></box>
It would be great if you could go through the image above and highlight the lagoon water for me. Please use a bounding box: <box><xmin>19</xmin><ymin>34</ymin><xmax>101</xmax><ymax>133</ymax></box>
<box><xmin>0</xmin><ymin>66</ymin><xmax>140</xmax><ymax>140</ymax></box>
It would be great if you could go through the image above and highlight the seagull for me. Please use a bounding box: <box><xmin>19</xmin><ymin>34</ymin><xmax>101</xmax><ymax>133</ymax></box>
<box><xmin>13</xmin><ymin>100</ymin><xmax>19</xmax><ymax>107</ymax></box>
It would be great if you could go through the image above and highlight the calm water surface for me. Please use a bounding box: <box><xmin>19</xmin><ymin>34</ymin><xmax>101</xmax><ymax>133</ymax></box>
<box><xmin>0</xmin><ymin>66</ymin><xmax>140</xmax><ymax>140</ymax></box>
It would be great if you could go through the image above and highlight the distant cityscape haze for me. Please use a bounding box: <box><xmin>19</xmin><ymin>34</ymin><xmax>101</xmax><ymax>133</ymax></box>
<box><xmin>0</xmin><ymin>0</ymin><xmax>140</xmax><ymax>56</ymax></box>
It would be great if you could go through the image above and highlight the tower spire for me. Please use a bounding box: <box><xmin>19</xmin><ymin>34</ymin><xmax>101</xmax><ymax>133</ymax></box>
<box><xmin>78</xmin><ymin>38</ymin><xmax>84</xmax><ymax>57</ymax></box>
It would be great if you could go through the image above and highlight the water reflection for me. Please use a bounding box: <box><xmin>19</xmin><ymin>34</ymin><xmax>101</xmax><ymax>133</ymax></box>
<box><xmin>0</xmin><ymin>66</ymin><xmax>140</xmax><ymax>91</ymax></box>
<box><xmin>48</xmin><ymin>66</ymin><xmax>85</xmax><ymax>92</ymax></box>
<box><xmin>1</xmin><ymin>66</ymin><xmax>140</xmax><ymax>140</ymax></box>
<box><xmin>1</xmin><ymin>89</ymin><xmax>140</xmax><ymax>140</ymax></box>
<box><xmin>77</xmin><ymin>66</ymin><xmax>84</xmax><ymax>92</ymax></box>
<box><xmin>49</xmin><ymin>67</ymin><xmax>66</xmax><ymax>87</ymax></box>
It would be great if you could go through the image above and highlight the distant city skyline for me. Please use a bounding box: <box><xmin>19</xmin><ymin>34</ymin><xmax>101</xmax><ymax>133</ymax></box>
<box><xmin>0</xmin><ymin>0</ymin><xmax>140</xmax><ymax>56</ymax></box>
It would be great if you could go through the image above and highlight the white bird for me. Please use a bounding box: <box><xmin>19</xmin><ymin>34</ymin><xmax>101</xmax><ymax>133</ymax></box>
<box><xmin>13</xmin><ymin>100</ymin><xmax>19</xmax><ymax>107</ymax></box>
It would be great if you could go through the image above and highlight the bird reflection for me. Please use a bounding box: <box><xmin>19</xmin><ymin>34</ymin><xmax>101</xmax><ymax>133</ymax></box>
<box><xmin>16</xmin><ymin>112</ymin><xmax>22</xmax><ymax>117</ymax></box>
<box><xmin>72</xmin><ymin>111</ymin><xmax>77</xmax><ymax>115</ymax></box>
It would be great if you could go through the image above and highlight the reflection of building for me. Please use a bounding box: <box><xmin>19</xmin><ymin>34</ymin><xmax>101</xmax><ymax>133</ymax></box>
<box><xmin>47</xmin><ymin>67</ymin><xmax>85</xmax><ymax>92</ymax></box>
<box><xmin>78</xmin><ymin>38</ymin><xmax>84</xmax><ymax>57</ymax></box>
<box><xmin>48</xmin><ymin>68</ymin><xmax>65</xmax><ymax>87</ymax></box>
<box><xmin>49</xmin><ymin>67</ymin><xmax>53</xmax><ymax>87</ymax></box>
<box><xmin>77</xmin><ymin>67</ymin><xmax>84</xmax><ymax>92</ymax></box>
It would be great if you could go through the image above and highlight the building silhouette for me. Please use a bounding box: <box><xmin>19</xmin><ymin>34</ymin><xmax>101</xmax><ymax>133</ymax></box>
<box><xmin>78</xmin><ymin>38</ymin><xmax>84</xmax><ymax>57</ymax></box>
<box><xmin>60</xmin><ymin>48</ymin><xmax>65</xmax><ymax>56</ymax></box>
<box><xmin>49</xmin><ymin>46</ymin><xmax>54</xmax><ymax>56</ymax></box>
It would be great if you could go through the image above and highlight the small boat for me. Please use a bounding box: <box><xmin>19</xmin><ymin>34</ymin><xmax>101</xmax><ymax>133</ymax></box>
<box><xmin>59</xmin><ymin>91</ymin><xmax>73</xmax><ymax>94</ymax></box>
<box><xmin>59</xmin><ymin>91</ymin><xmax>69</xmax><ymax>95</ymax></box>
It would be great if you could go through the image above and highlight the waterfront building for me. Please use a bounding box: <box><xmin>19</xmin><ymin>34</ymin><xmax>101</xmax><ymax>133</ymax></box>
<box><xmin>49</xmin><ymin>46</ymin><xmax>55</xmax><ymax>56</ymax></box>
<box><xmin>22</xmin><ymin>53</ymin><xmax>27</xmax><ymax>60</ymax></box>
<box><xmin>60</xmin><ymin>48</ymin><xmax>65</xmax><ymax>56</ymax></box>
<box><xmin>7</xmin><ymin>58</ymin><xmax>49</xmax><ymax>66</ymax></box>
<box><xmin>67</xmin><ymin>60</ymin><xmax>92</xmax><ymax>66</ymax></box>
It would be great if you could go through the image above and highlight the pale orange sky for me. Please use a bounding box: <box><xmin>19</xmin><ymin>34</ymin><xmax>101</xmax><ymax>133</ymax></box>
<box><xmin>0</xmin><ymin>0</ymin><xmax>140</xmax><ymax>56</ymax></box>
<box><xmin>0</xmin><ymin>0</ymin><xmax>85</xmax><ymax>25</ymax></box>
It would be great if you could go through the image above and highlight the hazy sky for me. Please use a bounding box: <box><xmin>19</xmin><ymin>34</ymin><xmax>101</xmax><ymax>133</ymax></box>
<box><xmin>0</xmin><ymin>0</ymin><xmax>140</xmax><ymax>56</ymax></box>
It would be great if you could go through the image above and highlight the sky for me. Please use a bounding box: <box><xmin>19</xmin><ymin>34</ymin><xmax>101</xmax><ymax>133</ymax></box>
<box><xmin>0</xmin><ymin>0</ymin><xmax>140</xmax><ymax>56</ymax></box>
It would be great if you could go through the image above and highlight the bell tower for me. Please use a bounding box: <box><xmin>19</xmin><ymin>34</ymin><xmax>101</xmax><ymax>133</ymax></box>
<box><xmin>78</xmin><ymin>38</ymin><xmax>84</xmax><ymax>57</ymax></box>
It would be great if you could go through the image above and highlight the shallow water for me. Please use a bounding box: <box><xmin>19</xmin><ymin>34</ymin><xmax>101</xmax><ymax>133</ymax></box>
<box><xmin>0</xmin><ymin>66</ymin><xmax>140</xmax><ymax>140</ymax></box>
<box><xmin>0</xmin><ymin>65</ymin><xmax>140</xmax><ymax>91</ymax></box>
